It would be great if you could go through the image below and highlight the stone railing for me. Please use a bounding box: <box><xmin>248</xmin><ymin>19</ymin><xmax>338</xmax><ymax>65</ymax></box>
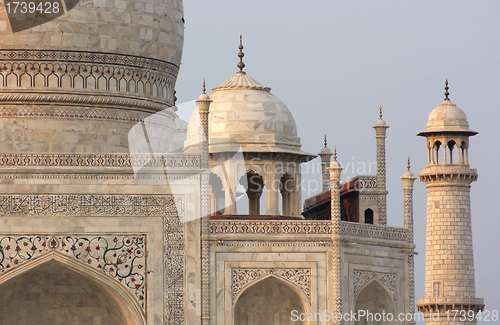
<box><xmin>340</xmin><ymin>222</ymin><xmax>408</xmax><ymax>242</ymax></box>
<box><xmin>357</xmin><ymin>176</ymin><xmax>377</xmax><ymax>189</ymax></box>
<box><xmin>210</xmin><ymin>220</ymin><xmax>408</xmax><ymax>242</ymax></box>
<box><xmin>417</xmin><ymin>296</ymin><xmax>485</xmax><ymax>305</ymax></box>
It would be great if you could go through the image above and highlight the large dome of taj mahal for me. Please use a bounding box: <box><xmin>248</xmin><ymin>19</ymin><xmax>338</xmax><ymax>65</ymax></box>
<box><xmin>0</xmin><ymin>0</ymin><xmax>185</xmax><ymax>155</ymax></box>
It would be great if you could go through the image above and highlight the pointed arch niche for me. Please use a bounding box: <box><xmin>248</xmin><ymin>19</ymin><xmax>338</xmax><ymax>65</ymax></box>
<box><xmin>0</xmin><ymin>252</ymin><xmax>146</xmax><ymax>325</ymax></box>
<box><xmin>354</xmin><ymin>280</ymin><xmax>396</xmax><ymax>325</ymax></box>
<box><xmin>233</xmin><ymin>276</ymin><xmax>308</xmax><ymax>325</ymax></box>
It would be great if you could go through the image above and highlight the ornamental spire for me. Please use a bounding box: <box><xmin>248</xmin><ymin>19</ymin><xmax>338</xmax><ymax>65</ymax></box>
<box><xmin>444</xmin><ymin>79</ymin><xmax>450</xmax><ymax>100</ymax></box>
<box><xmin>202</xmin><ymin>78</ymin><xmax>206</xmax><ymax>94</ymax></box>
<box><xmin>407</xmin><ymin>156</ymin><xmax>411</xmax><ymax>171</ymax></box>
<box><xmin>237</xmin><ymin>35</ymin><xmax>246</xmax><ymax>72</ymax></box>
<box><xmin>379</xmin><ymin>105</ymin><xmax>383</xmax><ymax>119</ymax></box>
<box><xmin>333</xmin><ymin>147</ymin><xmax>337</xmax><ymax>161</ymax></box>
<box><xmin>324</xmin><ymin>135</ymin><xmax>328</xmax><ymax>148</ymax></box>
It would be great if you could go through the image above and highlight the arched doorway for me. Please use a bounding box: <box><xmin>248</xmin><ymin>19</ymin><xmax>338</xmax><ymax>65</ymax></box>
<box><xmin>0</xmin><ymin>258</ymin><xmax>142</xmax><ymax>325</ymax></box>
<box><xmin>234</xmin><ymin>276</ymin><xmax>306</xmax><ymax>325</ymax></box>
<box><xmin>354</xmin><ymin>280</ymin><xmax>396</xmax><ymax>325</ymax></box>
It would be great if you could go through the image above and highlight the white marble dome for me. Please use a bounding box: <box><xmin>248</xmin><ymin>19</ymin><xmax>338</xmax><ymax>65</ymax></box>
<box><xmin>185</xmin><ymin>71</ymin><xmax>304</xmax><ymax>154</ymax></box>
<box><xmin>422</xmin><ymin>99</ymin><xmax>477</xmax><ymax>134</ymax></box>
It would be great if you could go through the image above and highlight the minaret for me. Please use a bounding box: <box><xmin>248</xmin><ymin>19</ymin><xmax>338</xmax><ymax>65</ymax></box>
<box><xmin>373</xmin><ymin>106</ymin><xmax>389</xmax><ymax>225</ymax></box>
<box><xmin>416</xmin><ymin>81</ymin><xmax>484</xmax><ymax>324</ymax></box>
<box><xmin>197</xmin><ymin>80</ymin><xmax>212</xmax><ymax>325</ymax></box>
<box><xmin>401</xmin><ymin>157</ymin><xmax>417</xmax><ymax>324</ymax></box>
<box><xmin>328</xmin><ymin>148</ymin><xmax>343</xmax><ymax>325</ymax></box>
<box><xmin>318</xmin><ymin>135</ymin><xmax>333</xmax><ymax>192</ymax></box>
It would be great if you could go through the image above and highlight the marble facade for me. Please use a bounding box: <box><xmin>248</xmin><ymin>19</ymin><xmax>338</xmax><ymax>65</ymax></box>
<box><xmin>0</xmin><ymin>1</ymin><xmax>482</xmax><ymax>325</ymax></box>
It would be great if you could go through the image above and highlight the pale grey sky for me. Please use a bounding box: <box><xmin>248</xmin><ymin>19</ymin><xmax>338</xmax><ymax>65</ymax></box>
<box><xmin>175</xmin><ymin>1</ymin><xmax>500</xmax><ymax>321</ymax></box>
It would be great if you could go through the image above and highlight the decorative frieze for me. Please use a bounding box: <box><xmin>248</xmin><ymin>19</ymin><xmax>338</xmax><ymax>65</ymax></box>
<box><xmin>0</xmin><ymin>194</ymin><xmax>182</xmax><ymax>217</ymax></box>
<box><xmin>0</xmin><ymin>153</ymin><xmax>200</xmax><ymax>168</ymax></box>
<box><xmin>0</xmin><ymin>173</ymin><xmax>200</xmax><ymax>180</ymax></box>
<box><xmin>232</xmin><ymin>268</ymin><xmax>311</xmax><ymax>302</ymax></box>
<box><xmin>210</xmin><ymin>221</ymin><xmax>332</xmax><ymax>235</ymax></box>
<box><xmin>0</xmin><ymin>50</ymin><xmax>179</xmax><ymax>75</ymax></box>
<box><xmin>0</xmin><ymin>234</ymin><xmax>147</xmax><ymax>311</ymax></box>
<box><xmin>353</xmin><ymin>270</ymin><xmax>396</xmax><ymax>303</ymax></box>
<box><xmin>0</xmin><ymin>50</ymin><xmax>180</xmax><ymax>106</ymax></box>
<box><xmin>0</xmin><ymin>94</ymin><xmax>168</xmax><ymax>112</ymax></box>
<box><xmin>214</xmin><ymin>240</ymin><xmax>331</xmax><ymax>247</ymax></box>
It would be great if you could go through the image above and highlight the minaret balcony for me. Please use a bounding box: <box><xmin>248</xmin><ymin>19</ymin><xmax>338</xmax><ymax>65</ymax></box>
<box><xmin>417</xmin><ymin>296</ymin><xmax>485</xmax><ymax>313</ymax></box>
<box><xmin>419</xmin><ymin>165</ymin><xmax>478</xmax><ymax>183</ymax></box>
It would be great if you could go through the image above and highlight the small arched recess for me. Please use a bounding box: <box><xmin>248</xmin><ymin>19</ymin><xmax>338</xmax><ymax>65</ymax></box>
<box><xmin>354</xmin><ymin>280</ymin><xmax>396</xmax><ymax>325</ymax></box>
<box><xmin>234</xmin><ymin>276</ymin><xmax>308</xmax><ymax>325</ymax></box>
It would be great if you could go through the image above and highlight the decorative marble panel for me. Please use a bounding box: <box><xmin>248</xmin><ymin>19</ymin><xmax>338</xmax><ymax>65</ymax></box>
<box><xmin>232</xmin><ymin>268</ymin><xmax>311</xmax><ymax>302</ymax></box>
<box><xmin>164</xmin><ymin>213</ymin><xmax>184</xmax><ymax>325</ymax></box>
<box><xmin>0</xmin><ymin>234</ymin><xmax>147</xmax><ymax>311</ymax></box>
<box><xmin>353</xmin><ymin>270</ymin><xmax>396</xmax><ymax>302</ymax></box>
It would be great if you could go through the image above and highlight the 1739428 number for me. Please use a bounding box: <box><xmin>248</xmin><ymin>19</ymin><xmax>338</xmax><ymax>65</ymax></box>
<box><xmin>445</xmin><ymin>310</ymin><xmax>498</xmax><ymax>322</ymax></box>
<box><xmin>5</xmin><ymin>1</ymin><xmax>60</xmax><ymax>14</ymax></box>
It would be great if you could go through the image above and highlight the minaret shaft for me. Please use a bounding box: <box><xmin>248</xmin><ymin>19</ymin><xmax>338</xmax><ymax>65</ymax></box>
<box><xmin>424</xmin><ymin>181</ymin><xmax>476</xmax><ymax>299</ymax></box>
<box><xmin>373</xmin><ymin>106</ymin><xmax>389</xmax><ymax>225</ymax></box>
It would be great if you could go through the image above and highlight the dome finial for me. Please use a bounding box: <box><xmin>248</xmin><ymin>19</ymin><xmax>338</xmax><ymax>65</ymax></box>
<box><xmin>379</xmin><ymin>105</ymin><xmax>383</xmax><ymax>119</ymax></box>
<box><xmin>444</xmin><ymin>79</ymin><xmax>450</xmax><ymax>100</ymax></box>
<box><xmin>407</xmin><ymin>156</ymin><xmax>411</xmax><ymax>171</ymax></box>
<box><xmin>324</xmin><ymin>135</ymin><xmax>328</xmax><ymax>148</ymax></box>
<box><xmin>333</xmin><ymin>147</ymin><xmax>337</xmax><ymax>161</ymax></box>
<box><xmin>202</xmin><ymin>78</ymin><xmax>206</xmax><ymax>94</ymax></box>
<box><xmin>237</xmin><ymin>35</ymin><xmax>246</xmax><ymax>72</ymax></box>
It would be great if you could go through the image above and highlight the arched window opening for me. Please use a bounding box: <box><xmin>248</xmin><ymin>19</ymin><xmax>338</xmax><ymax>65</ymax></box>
<box><xmin>209</xmin><ymin>172</ymin><xmax>224</xmax><ymax>216</ymax></box>
<box><xmin>279</xmin><ymin>174</ymin><xmax>295</xmax><ymax>217</ymax></box>
<box><xmin>234</xmin><ymin>277</ymin><xmax>306</xmax><ymax>325</ymax></box>
<box><xmin>461</xmin><ymin>140</ymin><xmax>468</xmax><ymax>165</ymax></box>
<box><xmin>447</xmin><ymin>140</ymin><xmax>456</xmax><ymax>164</ymax></box>
<box><xmin>434</xmin><ymin>141</ymin><xmax>442</xmax><ymax>164</ymax></box>
<box><xmin>427</xmin><ymin>141</ymin><xmax>432</xmax><ymax>165</ymax></box>
<box><xmin>236</xmin><ymin>171</ymin><xmax>264</xmax><ymax>216</ymax></box>
<box><xmin>364</xmin><ymin>209</ymin><xmax>374</xmax><ymax>224</ymax></box>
